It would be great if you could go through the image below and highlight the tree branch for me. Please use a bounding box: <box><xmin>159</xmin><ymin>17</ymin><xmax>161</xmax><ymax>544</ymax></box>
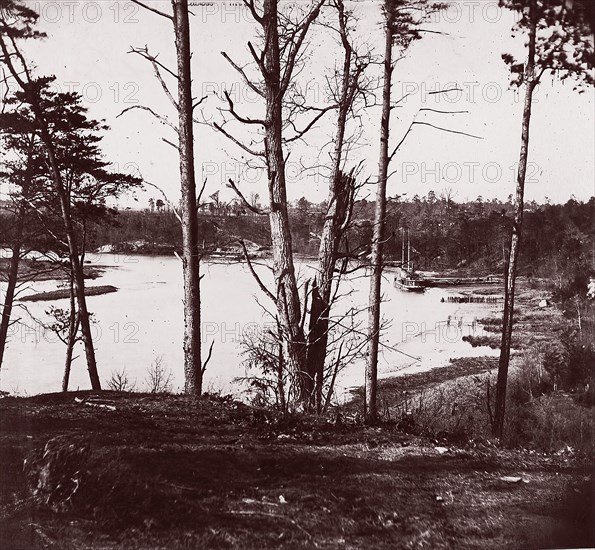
<box><xmin>221</xmin><ymin>51</ymin><xmax>264</xmax><ymax>97</ymax></box>
<box><xmin>192</xmin><ymin>95</ymin><xmax>208</xmax><ymax>111</ymax></box>
<box><xmin>162</xmin><ymin>137</ymin><xmax>180</xmax><ymax>151</ymax></box>
<box><xmin>142</xmin><ymin>179</ymin><xmax>183</xmax><ymax>224</ymax></box>
<box><xmin>201</xmin><ymin>340</ymin><xmax>215</xmax><ymax>374</ymax></box>
<box><xmin>388</xmin><ymin>121</ymin><xmax>415</xmax><ymax>164</ymax></box>
<box><xmin>117</xmin><ymin>105</ymin><xmax>179</xmax><ymax>134</ymax></box>
<box><xmin>280</xmin><ymin>0</ymin><xmax>325</xmax><ymax>94</ymax></box>
<box><xmin>221</xmin><ymin>90</ymin><xmax>265</xmax><ymax>125</ymax></box>
<box><xmin>240</xmin><ymin>240</ymin><xmax>276</xmax><ymax>303</ymax></box>
<box><xmin>419</xmin><ymin>108</ymin><xmax>469</xmax><ymax>115</ymax></box>
<box><xmin>128</xmin><ymin>46</ymin><xmax>179</xmax><ymax>81</ymax></box>
<box><xmin>412</xmin><ymin>121</ymin><xmax>483</xmax><ymax>140</ymax></box>
<box><xmin>427</xmin><ymin>87</ymin><xmax>462</xmax><ymax>95</ymax></box>
<box><xmin>227</xmin><ymin>178</ymin><xmax>267</xmax><ymax>215</ymax></box>
<box><xmin>242</xmin><ymin>0</ymin><xmax>263</xmax><ymax>24</ymax></box>
<box><xmin>284</xmin><ymin>103</ymin><xmax>338</xmax><ymax>144</ymax></box>
<box><xmin>197</xmin><ymin>177</ymin><xmax>208</xmax><ymax>205</ymax></box>
<box><xmin>213</xmin><ymin>122</ymin><xmax>265</xmax><ymax>157</ymax></box>
<box><xmin>247</xmin><ymin>41</ymin><xmax>268</xmax><ymax>78</ymax></box>
<box><xmin>130</xmin><ymin>0</ymin><xmax>173</xmax><ymax>20</ymax></box>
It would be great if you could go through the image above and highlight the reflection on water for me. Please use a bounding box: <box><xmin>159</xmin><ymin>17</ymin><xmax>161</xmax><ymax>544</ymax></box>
<box><xmin>1</xmin><ymin>254</ymin><xmax>500</xmax><ymax>399</ymax></box>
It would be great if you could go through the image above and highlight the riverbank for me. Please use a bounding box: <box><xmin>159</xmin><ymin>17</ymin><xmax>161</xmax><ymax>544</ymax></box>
<box><xmin>0</xmin><ymin>391</ymin><xmax>592</xmax><ymax>549</ymax></box>
<box><xmin>20</xmin><ymin>285</ymin><xmax>118</xmax><ymax>302</ymax></box>
<box><xmin>346</xmin><ymin>278</ymin><xmax>594</xmax><ymax>454</ymax></box>
<box><xmin>0</xmin><ymin>257</ymin><xmax>103</xmax><ymax>282</ymax></box>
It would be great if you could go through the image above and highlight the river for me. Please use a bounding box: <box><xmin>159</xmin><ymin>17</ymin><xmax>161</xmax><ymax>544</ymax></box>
<box><xmin>0</xmin><ymin>253</ymin><xmax>500</xmax><ymax>399</ymax></box>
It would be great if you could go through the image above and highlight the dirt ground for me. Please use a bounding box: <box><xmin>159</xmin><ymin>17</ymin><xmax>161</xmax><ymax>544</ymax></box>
<box><xmin>0</xmin><ymin>391</ymin><xmax>592</xmax><ymax>550</ymax></box>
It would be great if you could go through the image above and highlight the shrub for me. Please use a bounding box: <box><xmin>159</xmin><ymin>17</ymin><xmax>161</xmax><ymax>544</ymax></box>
<box><xmin>107</xmin><ymin>367</ymin><xmax>136</xmax><ymax>392</ymax></box>
<box><xmin>505</xmin><ymin>392</ymin><xmax>594</xmax><ymax>454</ymax></box>
<box><xmin>504</xmin><ymin>357</ymin><xmax>595</xmax><ymax>453</ymax></box>
<box><xmin>542</xmin><ymin>331</ymin><xmax>594</xmax><ymax>393</ymax></box>
<box><xmin>145</xmin><ymin>356</ymin><xmax>173</xmax><ymax>394</ymax></box>
<box><xmin>390</xmin><ymin>373</ymin><xmax>495</xmax><ymax>441</ymax></box>
<box><xmin>24</xmin><ymin>436</ymin><xmax>178</xmax><ymax>526</ymax></box>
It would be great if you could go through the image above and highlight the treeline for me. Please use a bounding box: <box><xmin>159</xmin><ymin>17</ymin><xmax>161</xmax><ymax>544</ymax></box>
<box><xmin>85</xmin><ymin>194</ymin><xmax>595</xmax><ymax>280</ymax></box>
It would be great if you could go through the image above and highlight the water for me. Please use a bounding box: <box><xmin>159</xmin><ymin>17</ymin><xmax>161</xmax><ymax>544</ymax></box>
<box><xmin>0</xmin><ymin>254</ymin><xmax>500</xmax><ymax>398</ymax></box>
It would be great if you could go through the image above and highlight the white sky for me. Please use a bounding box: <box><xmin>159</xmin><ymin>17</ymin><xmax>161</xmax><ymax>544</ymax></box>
<box><xmin>6</xmin><ymin>0</ymin><xmax>595</xmax><ymax>207</ymax></box>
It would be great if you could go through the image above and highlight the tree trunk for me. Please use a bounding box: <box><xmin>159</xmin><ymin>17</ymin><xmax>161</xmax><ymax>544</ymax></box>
<box><xmin>1</xmin><ymin>139</ymin><xmax>36</xmax><ymax>371</ymax></box>
<box><xmin>172</xmin><ymin>0</ymin><xmax>202</xmax><ymax>395</ymax></box>
<box><xmin>0</xmin><ymin>211</ymin><xmax>24</xmax><ymax>370</ymax></box>
<box><xmin>62</xmin><ymin>275</ymin><xmax>80</xmax><ymax>392</ymax></box>
<box><xmin>306</xmin><ymin>2</ymin><xmax>356</xmax><ymax>412</ymax></box>
<box><xmin>493</xmin><ymin>2</ymin><xmax>538</xmax><ymax>438</ymax></box>
<box><xmin>366</xmin><ymin>6</ymin><xmax>393</xmax><ymax>423</ymax></box>
<box><xmin>262</xmin><ymin>0</ymin><xmax>307</xmax><ymax>400</ymax></box>
<box><xmin>37</xmin><ymin>122</ymin><xmax>101</xmax><ymax>391</ymax></box>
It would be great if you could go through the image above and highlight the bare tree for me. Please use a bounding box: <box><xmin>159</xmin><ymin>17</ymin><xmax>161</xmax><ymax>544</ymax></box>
<box><xmin>216</xmin><ymin>0</ymin><xmax>326</xmax><ymax>405</ymax></box>
<box><xmin>107</xmin><ymin>367</ymin><xmax>136</xmax><ymax>392</ymax></box>
<box><xmin>145</xmin><ymin>355</ymin><xmax>174</xmax><ymax>393</ymax></box>
<box><xmin>304</xmin><ymin>0</ymin><xmax>372</xmax><ymax>413</ymax></box>
<box><xmin>129</xmin><ymin>0</ymin><xmax>205</xmax><ymax>395</ymax></box>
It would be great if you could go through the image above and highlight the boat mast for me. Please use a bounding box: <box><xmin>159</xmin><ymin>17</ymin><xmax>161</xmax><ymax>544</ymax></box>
<box><xmin>407</xmin><ymin>228</ymin><xmax>411</xmax><ymax>271</ymax></box>
<box><xmin>401</xmin><ymin>228</ymin><xmax>405</xmax><ymax>268</ymax></box>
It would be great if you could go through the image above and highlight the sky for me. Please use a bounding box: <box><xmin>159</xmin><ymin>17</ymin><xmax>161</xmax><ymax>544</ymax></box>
<box><xmin>3</xmin><ymin>0</ymin><xmax>594</xmax><ymax>208</ymax></box>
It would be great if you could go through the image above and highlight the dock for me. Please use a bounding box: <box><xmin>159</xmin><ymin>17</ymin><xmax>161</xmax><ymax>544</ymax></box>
<box><xmin>423</xmin><ymin>275</ymin><xmax>503</xmax><ymax>287</ymax></box>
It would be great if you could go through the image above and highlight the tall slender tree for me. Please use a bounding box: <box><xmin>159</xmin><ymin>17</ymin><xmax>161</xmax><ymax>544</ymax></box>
<box><xmin>0</xmin><ymin>127</ymin><xmax>38</xmax><ymax>370</ymax></box>
<box><xmin>172</xmin><ymin>0</ymin><xmax>202</xmax><ymax>395</ymax></box>
<box><xmin>493</xmin><ymin>0</ymin><xmax>593</xmax><ymax>437</ymax></box>
<box><xmin>128</xmin><ymin>0</ymin><xmax>204</xmax><ymax>394</ymax></box>
<box><xmin>366</xmin><ymin>0</ymin><xmax>448</xmax><ymax>422</ymax></box>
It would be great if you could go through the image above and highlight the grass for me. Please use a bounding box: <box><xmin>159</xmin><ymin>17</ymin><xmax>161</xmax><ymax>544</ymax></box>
<box><xmin>0</xmin><ymin>391</ymin><xmax>592</xmax><ymax>549</ymax></box>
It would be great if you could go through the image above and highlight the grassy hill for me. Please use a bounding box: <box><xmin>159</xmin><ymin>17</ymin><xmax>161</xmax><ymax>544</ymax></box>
<box><xmin>0</xmin><ymin>391</ymin><xmax>592</xmax><ymax>549</ymax></box>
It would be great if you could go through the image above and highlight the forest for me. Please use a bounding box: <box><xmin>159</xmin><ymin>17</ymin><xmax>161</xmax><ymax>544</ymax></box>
<box><xmin>77</xmin><ymin>194</ymin><xmax>595</xmax><ymax>281</ymax></box>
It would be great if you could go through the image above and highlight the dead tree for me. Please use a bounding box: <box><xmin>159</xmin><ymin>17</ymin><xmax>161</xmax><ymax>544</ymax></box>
<box><xmin>302</xmin><ymin>0</ymin><xmax>372</xmax><ymax>413</ymax></box>
<box><xmin>216</xmin><ymin>0</ymin><xmax>326</xmax><ymax>405</ymax></box>
<box><xmin>129</xmin><ymin>0</ymin><xmax>206</xmax><ymax>394</ymax></box>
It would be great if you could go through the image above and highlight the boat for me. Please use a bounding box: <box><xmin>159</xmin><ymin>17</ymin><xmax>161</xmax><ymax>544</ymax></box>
<box><xmin>394</xmin><ymin>229</ymin><xmax>426</xmax><ymax>292</ymax></box>
<box><xmin>394</xmin><ymin>267</ymin><xmax>426</xmax><ymax>292</ymax></box>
